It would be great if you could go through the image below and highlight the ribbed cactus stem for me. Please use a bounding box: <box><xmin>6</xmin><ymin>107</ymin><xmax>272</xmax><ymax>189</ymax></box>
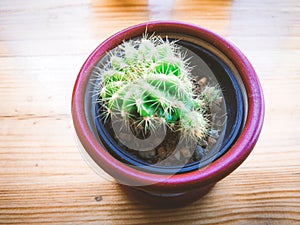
<box><xmin>97</xmin><ymin>35</ymin><xmax>221</xmax><ymax>143</ymax></box>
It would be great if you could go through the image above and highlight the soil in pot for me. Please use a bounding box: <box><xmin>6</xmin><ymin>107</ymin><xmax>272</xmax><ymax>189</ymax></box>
<box><xmin>97</xmin><ymin>75</ymin><xmax>224</xmax><ymax>164</ymax></box>
<box><xmin>91</xmin><ymin>35</ymin><xmax>244</xmax><ymax>174</ymax></box>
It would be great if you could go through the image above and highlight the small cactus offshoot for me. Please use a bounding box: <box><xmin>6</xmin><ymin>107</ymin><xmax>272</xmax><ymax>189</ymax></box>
<box><xmin>96</xmin><ymin>35</ymin><xmax>221</xmax><ymax>144</ymax></box>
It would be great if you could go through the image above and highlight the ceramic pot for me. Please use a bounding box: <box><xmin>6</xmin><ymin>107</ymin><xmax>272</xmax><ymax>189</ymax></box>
<box><xmin>71</xmin><ymin>21</ymin><xmax>264</xmax><ymax>206</ymax></box>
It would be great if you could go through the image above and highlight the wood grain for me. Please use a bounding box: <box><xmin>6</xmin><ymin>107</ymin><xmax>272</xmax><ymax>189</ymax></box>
<box><xmin>0</xmin><ymin>0</ymin><xmax>300</xmax><ymax>224</ymax></box>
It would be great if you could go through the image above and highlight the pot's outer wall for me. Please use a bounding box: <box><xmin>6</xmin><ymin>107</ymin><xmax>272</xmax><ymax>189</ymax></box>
<box><xmin>72</xmin><ymin>21</ymin><xmax>264</xmax><ymax>195</ymax></box>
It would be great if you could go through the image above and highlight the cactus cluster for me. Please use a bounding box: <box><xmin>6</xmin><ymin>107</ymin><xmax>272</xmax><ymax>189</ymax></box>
<box><xmin>96</xmin><ymin>35</ymin><xmax>221</xmax><ymax>143</ymax></box>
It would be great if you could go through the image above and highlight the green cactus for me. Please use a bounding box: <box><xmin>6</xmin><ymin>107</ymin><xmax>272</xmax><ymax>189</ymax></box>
<box><xmin>96</xmin><ymin>35</ymin><xmax>221</xmax><ymax>143</ymax></box>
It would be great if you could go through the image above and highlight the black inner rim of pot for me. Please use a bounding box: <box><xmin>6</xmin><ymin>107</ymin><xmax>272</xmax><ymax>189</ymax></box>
<box><xmin>93</xmin><ymin>40</ymin><xmax>244</xmax><ymax>174</ymax></box>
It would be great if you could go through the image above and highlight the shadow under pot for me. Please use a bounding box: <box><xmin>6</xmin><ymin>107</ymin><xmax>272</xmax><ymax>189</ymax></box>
<box><xmin>72</xmin><ymin>21</ymin><xmax>264</xmax><ymax>206</ymax></box>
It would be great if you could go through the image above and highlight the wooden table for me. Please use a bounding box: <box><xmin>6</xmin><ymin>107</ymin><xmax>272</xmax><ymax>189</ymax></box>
<box><xmin>1</xmin><ymin>0</ymin><xmax>299</xmax><ymax>224</ymax></box>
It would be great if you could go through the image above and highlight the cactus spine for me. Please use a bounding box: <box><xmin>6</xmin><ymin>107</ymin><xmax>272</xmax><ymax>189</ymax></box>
<box><xmin>97</xmin><ymin>35</ymin><xmax>221</xmax><ymax>143</ymax></box>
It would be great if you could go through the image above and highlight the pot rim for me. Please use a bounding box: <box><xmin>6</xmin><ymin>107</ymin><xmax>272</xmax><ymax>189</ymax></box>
<box><xmin>71</xmin><ymin>21</ymin><xmax>264</xmax><ymax>193</ymax></box>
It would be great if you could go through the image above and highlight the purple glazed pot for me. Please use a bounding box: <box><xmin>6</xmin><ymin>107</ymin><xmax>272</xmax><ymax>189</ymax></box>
<box><xmin>71</xmin><ymin>21</ymin><xmax>264</xmax><ymax>206</ymax></box>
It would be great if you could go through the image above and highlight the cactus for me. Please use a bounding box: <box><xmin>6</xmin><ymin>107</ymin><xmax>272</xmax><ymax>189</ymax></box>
<box><xmin>96</xmin><ymin>35</ymin><xmax>221</xmax><ymax>143</ymax></box>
